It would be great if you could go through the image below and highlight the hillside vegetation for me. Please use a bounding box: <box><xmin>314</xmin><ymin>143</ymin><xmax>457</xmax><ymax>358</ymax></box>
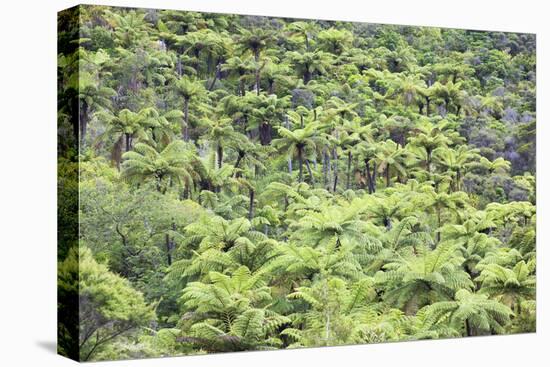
<box><xmin>57</xmin><ymin>6</ymin><xmax>536</xmax><ymax>361</ymax></box>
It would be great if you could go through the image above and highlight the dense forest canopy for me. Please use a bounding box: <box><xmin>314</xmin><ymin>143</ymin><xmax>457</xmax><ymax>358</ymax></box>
<box><xmin>57</xmin><ymin>5</ymin><xmax>536</xmax><ymax>361</ymax></box>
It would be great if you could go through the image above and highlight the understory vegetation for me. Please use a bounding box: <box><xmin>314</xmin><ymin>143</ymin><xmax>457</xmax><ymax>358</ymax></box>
<box><xmin>57</xmin><ymin>5</ymin><xmax>536</xmax><ymax>361</ymax></box>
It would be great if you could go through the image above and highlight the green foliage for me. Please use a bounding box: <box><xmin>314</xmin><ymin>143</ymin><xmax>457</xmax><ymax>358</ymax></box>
<box><xmin>375</xmin><ymin>242</ymin><xmax>473</xmax><ymax>313</ymax></box>
<box><xmin>65</xmin><ymin>247</ymin><xmax>155</xmax><ymax>361</ymax></box>
<box><xmin>179</xmin><ymin>266</ymin><xmax>289</xmax><ymax>351</ymax></box>
<box><xmin>58</xmin><ymin>5</ymin><xmax>536</xmax><ymax>361</ymax></box>
<box><xmin>122</xmin><ymin>140</ymin><xmax>203</xmax><ymax>193</ymax></box>
<box><xmin>421</xmin><ymin>289</ymin><xmax>513</xmax><ymax>337</ymax></box>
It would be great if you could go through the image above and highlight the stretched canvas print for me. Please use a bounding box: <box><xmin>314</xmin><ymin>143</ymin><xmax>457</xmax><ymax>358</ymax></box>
<box><xmin>57</xmin><ymin>4</ymin><xmax>536</xmax><ymax>362</ymax></box>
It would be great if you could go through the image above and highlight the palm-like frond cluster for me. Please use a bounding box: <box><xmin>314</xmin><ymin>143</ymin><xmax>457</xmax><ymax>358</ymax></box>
<box><xmin>58</xmin><ymin>5</ymin><xmax>536</xmax><ymax>361</ymax></box>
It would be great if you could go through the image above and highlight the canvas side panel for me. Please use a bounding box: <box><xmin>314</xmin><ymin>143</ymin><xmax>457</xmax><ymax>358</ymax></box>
<box><xmin>57</xmin><ymin>5</ymin><xmax>81</xmax><ymax>362</ymax></box>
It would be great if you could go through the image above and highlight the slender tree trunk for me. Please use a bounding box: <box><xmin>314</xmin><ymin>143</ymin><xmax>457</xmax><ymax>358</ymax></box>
<box><xmin>361</xmin><ymin>164</ymin><xmax>368</xmax><ymax>190</ymax></box>
<box><xmin>248</xmin><ymin>189</ymin><xmax>255</xmax><ymax>219</ymax></box>
<box><xmin>304</xmin><ymin>69</ymin><xmax>311</xmax><ymax>84</ymax></box>
<box><xmin>298</xmin><ymin>148</ymin><xmax>304</xmax><ymax>182</ymax></box>
<box><xmin>346</xmin><ymin>151</ymin><xmax>352</xmax><ymax>190</ymax></box>
<box><xmin>181</xmin><ymin>185</ymin><xmax>189</xmax><ymax>200</ymax></box>
<box><xmin>284</xmin><ymin>115</ymin><xmax>293</xmax><ymax>174</ymax></box>
<box><xmin>465</xmin><ymin>319</ymin><xmax>472</xmax><ymax>337</ymax></box>
<box><xmin>255</xmin><ymin>69</ymin><xmax>261</xmax><ymax>96</ymax></box>
<box><xmin>259</xmin><ymin>122</ymin><xmax>272</xmax><ymax>145</ymax></box>
<box><xmin>113</xmin><ymin>137</ymin><xmax>123</xmax><ymax>170</ymax></box>
<box><xmin>323</xmin><ymin>281</ymin><xmax>330</xmax><ymax>345</ymax></box>
<box><xmin>239</xmin><ymin>77</ymin><xmax>245</xmax><ymax>96</ymax></box>
<box><xmin>243</xmin><ymin>115</ymin><xmax>249</xmax><ymax>136</ymax></box>
<box><xmin>332</xmin><ymin>148</ymin><xmax>338</xmax><ymax>192</ymax></box>
<box><xmin>235</xmin><ymin>151</ymin><xmax>244</xmax><ymax>170</ymax></box>
<box><xmin>332</xmin><ymin>169</ymin><xmax>338</xmax><ymax>192</ymax></box>
<box><xmin>125</xmin><ymin>133</ymin><xmax>131</xmax><ymax>152</ymax></box>
<box><xmin>79</xmin><ymin>101</ymin><xmax>89</xmax><ymax>147</ymax></box>
<box><xmin>193</xmin><ymin>49</ymin><xmax>201</xmax><ymax>74</ymax></box>
<box><xmin>425</xmin><ymin>96</ymin><xmax>430</xmax><ymax>116</ymax></box>
<box><xmin>176</xmin><ymin>58</ymin><xmax>182</xmax><ymax>76</ymax></box>
<box><xmin>208</xmin><ymin>61</ymin><xmax>220</xmax><ymax>91</ymax></box>
<box><xmin>288</xmin><ymin>156</ymin><xmax>293</xmax><ymax>174</ymax></box>
<box><xmin>365</xmin><ymin>159</ymin><xmax>374</xmax><ymax>194</ymax></box>
<box><xmin>183</xmin><ymin>97</ymin><xmax>189</xmax><ymax>141</ymax></box>
<box><xmin>165</xmin><ymin>233</ymin><xmax>172</xmax><ymax>266</ymax></box>
<box><xmin>217</xmin><ymin>144</ymin><xmax>223</xmax><ymax>169</ymax></box>
<box><xmin>156</xmin><ymin>176</ymin><xmax>163</xmax><ymax>193</ymax></box>
<box><xmin>206</xmin><ymin>53</ymin><xmax>212</xmax><ymax>75</ymax></box>
<box><xmin>254</xmin><ymin>49</ymin><xmax>261</xmax><ymax>95</ymax></box>
<box><xmin>384</xmin><ymin>216</ymin><xmax>392</xmax><ymax>230</ymax></box>
<box><xmin>386</xmin><ymin>166</ymin><xmax>391</xmax><ymax>187</ymax></box>
<box><xmin>323</xmin><ymin>150</ymin><xmax>328</xmax><ymax>188</ymax></box>
<box><xmin>426</xmin><ymin>148</ymin><xmax>432</xmax><ymax>173</ymax></box>
<box><xmin>313</xmin><ymin>156</ymin><xmax>317</xmax><ymax>170</ymax></box>
<box><xmin>436</xmin><ymin>207</ymin><xmax>442</xmax><ymax>243</ymax></box>
<box><xmin>326</xmin><ymin>151</ymin><xmax>332</xmax><ymax>190</ymax></box>
<box><xmin>305</xmin><ymin>159</ymin><xmax>315</xmax><ymax>185</ymax></box>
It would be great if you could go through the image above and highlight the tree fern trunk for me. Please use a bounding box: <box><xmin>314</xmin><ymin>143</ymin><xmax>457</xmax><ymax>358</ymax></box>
<box><xmin>436</xmin><ymin>207</ymin><xmax>442</xmax><ymax>243</ymax></box>
<box><xmin>304</xmin><ymin>69</ymin><xmax>311</xmax><ymax>84</ymax></box>
<box><xmin>79</xmin><ymin>101</ymin><xmax>88</xmax><ymax>147</ymax></box>
<box><xmin>323</xmin><ymin>281</ymin><xmax>331</xmax><ymax>345</ymax></box>
<box><xmin>346</xmin><ymin>151</ymin><xmax>352</xmax><ymax>189</ymax></box>
<box><xmin>365</xmin><ymin>159</ymin><xmax>374</xmax><ymax>194</ymax></box>
<box><xmin>323</xmin><ymin>150</ymin><xmax>328</xmax><ymax>188</ymax></box>
<box><xmin>255</xmin><ymin>68</ymin><xmax>261</xmax><ymax>95</ymax></box>
<box><xmin>305</xmin><ymin>159</ymin><xmax>315</xmax><ymax>185</ymax></box>
<box><xmin>194</xmin><ymin>49</ymin><xmax>201</xmax><ymax>74</ymax></box>
<box><xmin>156</xmin><ymin>176</ymin><xmax>162</xmax><ymax>192</ymax></box>
<box><xmin>208</xmin><ymin>61</ymin><xmax>220</xmax><ymax>91</ymax></box>
<box><xmin>183</xmin><ymin>97</ymin><xmax>189</xmax><ymax>141</ymax></box>
<box><xmin>248</xmin><ymin>189</ymin><xmax>255</xmax><ymax>219</ymax></box>
<box><xmin>235</xmin><ymin>151</ymin><xmax>244</xmax><ymax>171</ymax></box>
<box><xmin>427</xmin><ymin>148</ymin><xmax>432</xmax><ymax>174</ymax></box>
<box><xmin>239</xmin><ymin>78</ymin><xmax>245</xmax><ymax>97</ymax></box>
<box><xmin>298</xmin><ymin>148</ymin><xmax>303</xmax><ymax>182</ymax></box>
<box><xmin>112</xmin><ymin>136</ymin><xmax>123</xmax><ymax>170</ymax></box>
<box><xmin>332</xmin><ymin>148</ymin><xmax>338</xmax><ymax>192</ymax></box>
<box><xmin>288</xmin><ymin>156</ymin><xmax>293</xmax><ymax>174</ymax></box>
<box><xmin>259</xmin><ymin>122</ymin><xmax>272</xmax><ymax>145</ymax></box>
<box><xmin>465</xmin><ymin>319</ymin><xmax>472</xmax><ymax>337</ymax></box>
<box><xmin>217</xmin><ymin>145</ymin><xmax>223</xmax><ymax>168</ymax></box>
<box><xmin>125</xmin><ymin>133</ymin><xmax>131</xmax><ymax>152</ymax></box>
<box><xmin>165</xmin><ymin>233</ymin><xmax>172</xmax><ymax>266</ymax></box>
<box><xmin>425</xmin><ymin>96</ymin><xmax>430</xmax><ymax>116</ymax></box>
